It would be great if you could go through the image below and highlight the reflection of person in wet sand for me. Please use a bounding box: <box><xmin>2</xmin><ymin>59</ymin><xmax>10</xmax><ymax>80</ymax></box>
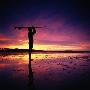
<box><xmin>28</xmin><ymin>58</ymin><xmax>34</xmax><ymax>90</ymax></box>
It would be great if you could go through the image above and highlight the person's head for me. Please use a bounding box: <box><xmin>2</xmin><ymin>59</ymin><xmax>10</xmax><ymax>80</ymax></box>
<box><xmin>28</xmin><ymin>27</ymin><xmax>32</xmax><ymax>31</ymax></box>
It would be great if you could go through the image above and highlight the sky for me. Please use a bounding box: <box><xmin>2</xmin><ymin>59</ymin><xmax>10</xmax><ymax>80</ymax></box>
<box><xmin>0</xmin><ymin>0</ymin><xmax>90</xmax><ymax>50</ymax></box>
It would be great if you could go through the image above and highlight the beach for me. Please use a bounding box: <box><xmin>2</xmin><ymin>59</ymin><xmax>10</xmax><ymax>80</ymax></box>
<box><xmin>0</xmin><ymin>52</ymin><xmax>90</xmax><ymax>90</ymax></box>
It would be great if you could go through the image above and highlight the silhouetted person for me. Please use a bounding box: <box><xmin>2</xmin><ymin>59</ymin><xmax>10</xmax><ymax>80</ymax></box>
<box><xmin>28</xmin><ymin>27</ymin><xmax>36</xmax><ymax>52</ymax></box>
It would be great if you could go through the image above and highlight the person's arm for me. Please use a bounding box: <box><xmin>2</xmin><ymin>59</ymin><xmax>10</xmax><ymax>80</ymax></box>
<box><xmin>32</xmin><ymin>27</ymin><xmax>36</xmax><ymax>35</ymax></box>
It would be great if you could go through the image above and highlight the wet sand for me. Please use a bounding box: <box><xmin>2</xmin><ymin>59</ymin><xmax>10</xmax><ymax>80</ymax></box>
<box><xmin>0</xmin><ymin>53</ymin><xmax>90</xmax><ymax>90</ymax></box>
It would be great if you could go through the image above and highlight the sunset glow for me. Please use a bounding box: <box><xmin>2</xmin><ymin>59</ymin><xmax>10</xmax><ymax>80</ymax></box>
<box><xmin>0</xmin><ymin>0</ymin><xmax>89</xmax><ymax>51</ymax></box>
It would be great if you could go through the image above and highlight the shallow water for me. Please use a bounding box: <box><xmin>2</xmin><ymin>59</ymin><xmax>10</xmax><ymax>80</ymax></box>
<box><xmin>0</xmin><ymin>53</ymin><xmax>90</xmax><ymax>90</ymax></box>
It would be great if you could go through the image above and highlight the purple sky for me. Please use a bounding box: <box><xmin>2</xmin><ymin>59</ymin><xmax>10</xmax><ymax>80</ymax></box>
<box><xmin>0</xmin><ymin>0</ymin><xmax>90</xmax><ymax>50</ymax></box>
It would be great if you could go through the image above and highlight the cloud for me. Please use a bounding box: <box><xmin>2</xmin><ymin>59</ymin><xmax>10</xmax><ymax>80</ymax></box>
<box><xmin>0</xmin><ymin>10</ymin><xmax>89</xmax><ymax>50</ymax></box>
<box><xmin>35</xmin><ymin>39</ymin><xmax>80</xmax><ymax>46</ymax></box>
